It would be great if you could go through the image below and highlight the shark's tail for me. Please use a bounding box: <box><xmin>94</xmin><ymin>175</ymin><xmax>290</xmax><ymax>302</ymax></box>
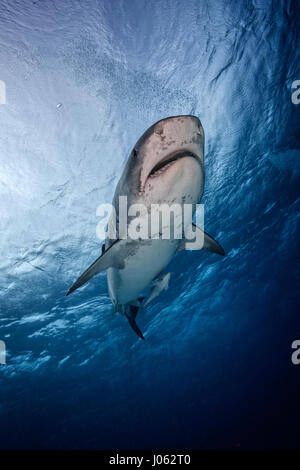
<box><xmin>125</xmin><ymin>303</ymin><xmax>145</xmax><ymax>341</ymax></box>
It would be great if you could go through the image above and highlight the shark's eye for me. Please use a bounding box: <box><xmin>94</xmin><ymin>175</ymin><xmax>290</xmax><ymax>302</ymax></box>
<box><xmin>133</xmin><ymin>148</ymin><xmax>138</xmax><ymax>158</ymax></box>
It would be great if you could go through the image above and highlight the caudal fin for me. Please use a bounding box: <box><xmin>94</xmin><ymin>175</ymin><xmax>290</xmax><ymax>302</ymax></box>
<box><xmin>125</xmin><ymin>305</ymin><xmax>145</xmax><ymax>340</ymax></box>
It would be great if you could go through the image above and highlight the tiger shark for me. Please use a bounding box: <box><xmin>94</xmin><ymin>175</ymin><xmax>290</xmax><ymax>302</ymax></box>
<box><xmin>66</xmin><ymin>115</ymin><xmax>225</xmax><ymax>339</ymax></box>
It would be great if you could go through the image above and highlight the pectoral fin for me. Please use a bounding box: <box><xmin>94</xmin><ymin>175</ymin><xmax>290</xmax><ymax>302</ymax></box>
<box><xmin>66</xmin><ymin>239</ymin><xmax>126</xmax><ymax>296</ymax></box>
<box><xmin>178</xmin><ymin>224</ymin><xmax>225</xmax><ymax>255</ymax></box>
<box><xmin>202</xmin><ymin>228</ymin><xmax>225</xmax><ymax>255</ymax></box>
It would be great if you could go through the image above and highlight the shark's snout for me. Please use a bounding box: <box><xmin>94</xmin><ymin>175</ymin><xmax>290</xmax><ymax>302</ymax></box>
<box><xmin>138</xmin><ymin>115</ymin><xmax>204</xmax><ymax>191</ymax></box>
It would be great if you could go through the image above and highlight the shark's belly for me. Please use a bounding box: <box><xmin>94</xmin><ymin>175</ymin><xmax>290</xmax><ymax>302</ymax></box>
<box><xmin>107</xmin><ymin>155</ymin><xmax>203</xmax><ymax>305</ymax></box>
<box><xmin>107</xmin><ymin>239</ymin><xmax>178</xmax><ymax>305</ymax></box>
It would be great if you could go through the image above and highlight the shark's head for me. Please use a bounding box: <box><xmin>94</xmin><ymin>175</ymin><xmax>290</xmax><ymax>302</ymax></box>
<box><xmin>116</xmin><ymin>115</ymin><xmax>204</xmax><ymax>203</ymax></box>
<box><xmin>137</xmin><ymin>115</ymin><xmax>204</xmax><ymax>191</ymax></box>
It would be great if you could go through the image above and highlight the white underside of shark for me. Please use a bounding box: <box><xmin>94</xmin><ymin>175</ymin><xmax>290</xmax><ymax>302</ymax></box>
<box><xmin>67</xmin><ymin>115</ymin><xmax>225</xmax><ymax>340</ymax></box>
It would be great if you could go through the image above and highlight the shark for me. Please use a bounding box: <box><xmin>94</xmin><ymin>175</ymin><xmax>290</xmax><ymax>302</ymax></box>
<box><xmin>66</xmin><ymin>115</ymin><xmax>225</xmax><ymax>339</ymax></box>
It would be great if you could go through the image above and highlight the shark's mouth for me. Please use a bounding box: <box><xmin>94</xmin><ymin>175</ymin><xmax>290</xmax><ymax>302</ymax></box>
<box><xmin>148</xmin><ymin>150</ymin><xmax>199</xmax><ymax>178</ymax></box>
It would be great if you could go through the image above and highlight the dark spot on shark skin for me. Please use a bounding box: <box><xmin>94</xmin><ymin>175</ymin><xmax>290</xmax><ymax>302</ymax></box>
<box><xmin>137</xmin><ymin>166</ymin><xmax>145</xmax><ymax>194</ymax></box>
<box><xmin>155</xmin><ymin>127</ymin><xmax>166</xmax><ymax>143</ymax></box>
<box><xmin>155</xmin><ymin>127</ymin><xmax>164</xmax><ymax>136</ymax></box>
<box><xmin>189</xmin><ymin>133</ymin><xmax>201</xmax><ymax>144</ymax></box>
<box><xmin>125</xmin><ymin>241</ymin><xmax>143</xmax><ymax>261</ymax></box>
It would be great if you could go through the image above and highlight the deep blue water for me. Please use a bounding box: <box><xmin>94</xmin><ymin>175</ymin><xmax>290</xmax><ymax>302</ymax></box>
<box><xmin>0</xmin><ymin>0</ymin><xmax>299</xmax><ymax>449</ymax></box>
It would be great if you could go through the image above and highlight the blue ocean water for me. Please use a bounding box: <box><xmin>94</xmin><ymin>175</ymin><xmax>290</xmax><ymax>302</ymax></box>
<box><xmin>0</xmin><ymin>0</ymin><xmax>299</xmax><ymax>449</ymax></box>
